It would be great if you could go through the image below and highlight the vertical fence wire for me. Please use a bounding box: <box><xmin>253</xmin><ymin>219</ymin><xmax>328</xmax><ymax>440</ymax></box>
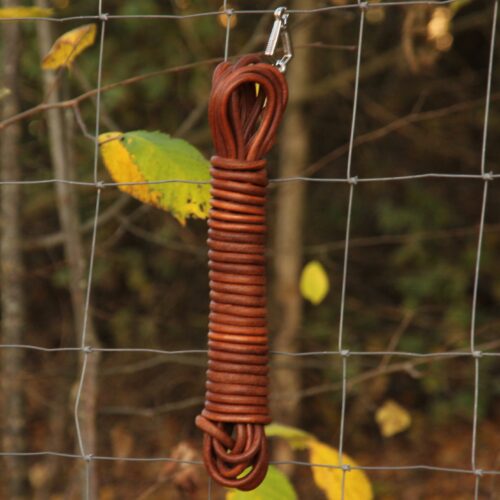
<box><xmin>471</xmin><ymin>2</ymin><xmax>498</xmax><ymax>497</ymax></box>
<box><xmin>73</xmin><ymin>2</ymin><xmax>107</xmax><ymax>496</ymax></box>
<box><xmin>337</xmin><ymin>5</ymin><xmax>365</xmax><ymax>498</ymax></box>
<box><xmin>0</xmin><ymin>2</ymin><xmax>499</xmax><ymax>499</ymax></box>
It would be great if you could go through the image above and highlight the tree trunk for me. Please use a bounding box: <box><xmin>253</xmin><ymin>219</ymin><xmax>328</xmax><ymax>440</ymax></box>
<box><xmin>0</xmin><ymin>1</ymin><xmax>30</xmax><ymax>497</ymax></box>
<box><xmin>271</xmin><ymin>0</ymin><xmax>313</xmax><ymax>468</ymax></box>
<box><xmin>35</xmin><ymin>6</ymin><xmax>100</xmax><ymax>498</ymax></box>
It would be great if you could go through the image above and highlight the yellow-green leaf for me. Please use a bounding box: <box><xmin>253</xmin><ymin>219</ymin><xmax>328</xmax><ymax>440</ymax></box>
<box><xmin>266</xmin><ymin>423</ymin><xmax>373</xmax><ymax>500</ymax></box>
<box><xmin>99</xmin><ymin>130</ymin><xmax>211</xmax><ymax>225</ymax></box>
<box><xmin>450</xmin><ymin>0</ymin><xmax>472</xmax><ymax>13</ymax></box>
<box><xmin>300</xmin><ymin>260</ymin><xmax>330</xmax><ymax>305</ymax></box>
<box><xmin>0</xmin><ymin>7</ymin><xmax>53</xmax><ymax>17</ymax></box>
<box><xmin>41</xmin><ymin>23</ymin><xmax>97</xmax><ymax>70</ymax></box>
<box><xmin>309</xmin><ymin>440</ymin><xmax>373</xmax><ymax>500</ymax></box>
<box><xmin>375</xmin><ymin>399</ymin><xmax>411</xmax><ymax>438</ymax></box>
<box><xmin>226</xmin><ymin>465</ymin><xmax>296</xmax><ymax>500</ymax></box>
<box><xmin>0</xmin><ymin>88</ymin><xmax>11</xmax><ymax>101</ymax></box>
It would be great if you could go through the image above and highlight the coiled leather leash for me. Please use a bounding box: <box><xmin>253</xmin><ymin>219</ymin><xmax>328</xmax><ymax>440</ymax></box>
<box><xmin>195</xmin><ymin>51</ymin><xmax>289</xmax><ymax>491</ymax></box>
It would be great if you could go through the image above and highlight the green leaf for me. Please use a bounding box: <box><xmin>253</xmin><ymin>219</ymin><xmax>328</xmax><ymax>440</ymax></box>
<box><xmin>99</xmin><ymin>130</ymin><xmax>211</xmax><ymax>225</ymax></box>
<box><xmin>300</xmin><ymin>260</ymin><xmax>330</xmax><ymax>305</ymax></box>
<box><xmin>225</xmin><ymin>465</ymin><xmax>297</xmax><ymax>500</ymax></box>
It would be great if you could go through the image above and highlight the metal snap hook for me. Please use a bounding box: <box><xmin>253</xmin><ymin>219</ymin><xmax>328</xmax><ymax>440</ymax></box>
<box><xmin>265</xmin><ymin>6</ymin><xmax>293</xmax><ymax>72</ymax></box>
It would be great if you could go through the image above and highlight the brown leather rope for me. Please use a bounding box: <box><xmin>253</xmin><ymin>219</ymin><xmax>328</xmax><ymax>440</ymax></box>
<box><xmin>195</xmin><ymin>55</ymin><xmax>288</xmax><ymax>491</ymax></box>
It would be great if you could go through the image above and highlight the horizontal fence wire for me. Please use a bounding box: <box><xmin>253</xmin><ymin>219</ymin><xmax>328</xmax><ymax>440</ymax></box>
<box><xmin>0</xmin><ymin>173</ymin><xmax>498</xmax><ymax>186</ymax></box>
<box><xmin>0</xmin><ymin>1</ymin><xmax>498</xmax><ymax>499</ymax></box>
<box><xmin>0</xmin><ymin>1</ymin><xmax>466</xmax><ymax>23</ymax></box>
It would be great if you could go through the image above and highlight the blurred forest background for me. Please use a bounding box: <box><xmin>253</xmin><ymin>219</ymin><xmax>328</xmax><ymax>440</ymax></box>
<box><xmin>1</xmin><ymin>0</ymin><xmax>500</xmax><ymax>499</ymax></box>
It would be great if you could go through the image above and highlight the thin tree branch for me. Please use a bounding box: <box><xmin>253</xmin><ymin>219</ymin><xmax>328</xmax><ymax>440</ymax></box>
<box><xmin>282</xmin><ymin>339</ymin><xmax>500</xmax><ymax>401</ymax></box>
<box><xmin>0</xmin><ymin>44</ymin><xmax>355</xmax><ymax>134</ymax></box>
<box><xmin>0</xmin><ymin>57</ymin><xmax>224</xmax><ymax>132</ymax></box>
<box><xmin>96</xmin><ymin>338</ymin><xmax>500</xmax><ymax>417</ymax></box>
<box><xmin>303</xmin><ymin>92</ymin><xmax>500</xmax><ymax>177</ymax></box>
<box><xmin>304</xmin><ymin>223</ymin><xmax>500</xmax><ymax>254</ymax></box>
<box><xmin>23</xmin><ymin>195</ymin><xmax>130</xmax><ymax>251</ymax></box>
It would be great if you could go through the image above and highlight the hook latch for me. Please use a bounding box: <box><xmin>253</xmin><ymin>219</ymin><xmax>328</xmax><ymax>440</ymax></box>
<box><xmin>265</xmin><ymin>7</ymin><xmax>292</xmax><ymax>73</ymax></box>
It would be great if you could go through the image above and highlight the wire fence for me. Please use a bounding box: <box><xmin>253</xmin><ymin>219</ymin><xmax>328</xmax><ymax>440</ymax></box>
<box><xmin>0</xmin><ymin>1</ymin><xmax>499</xmax><ymax>499</ymax></box>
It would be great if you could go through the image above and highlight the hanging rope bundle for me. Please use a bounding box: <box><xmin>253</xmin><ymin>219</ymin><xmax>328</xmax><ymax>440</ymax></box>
<box><xmin>195</xmin><ymin>54</ymin><xmax>288</xmax><ymax>490</ymax></box>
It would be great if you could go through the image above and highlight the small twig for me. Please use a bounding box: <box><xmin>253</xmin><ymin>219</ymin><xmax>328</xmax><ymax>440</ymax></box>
<box><xmin>299</xmin><ymin>41</ymin><xmax>357</xmax><ymax>51</ymax></box>
<box><xmin>136</xmin><ymin>477</ymin><xmax>170</xmax><ymax>500</ymax></box>
<box><xmin>71</xmin><ymin>103</ymin><xmax>94</xmax><ymax>141</ymax></box>
<box><xmin>118</xmin><ymin>219</ymin><xmax>205</xmax><ymax>257</ymax></box>
<box><xmin>379</xmin><ymin>310</ymin><xmax>416</xmax><ymax>370</ymax></box>
<box><xmin>99</xmin><ymin>204</ymin><xmax>150</xmax><ymax>249</ymax></box>
<box><xmin>99</xmin><ymin>396</ymin><xmax>205</xmax><ymax>417</ymax></box>
<box><xmin>71</xmin><ymin>62</ymin><xmax>119</xmax><ymax>131</ymax></box>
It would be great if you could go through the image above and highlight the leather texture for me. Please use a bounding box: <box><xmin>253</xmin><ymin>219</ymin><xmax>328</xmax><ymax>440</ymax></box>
<box><xmin>195</xmin><ymin>55</ymin><xmax>288</xmax><ymax>491</ymax></box>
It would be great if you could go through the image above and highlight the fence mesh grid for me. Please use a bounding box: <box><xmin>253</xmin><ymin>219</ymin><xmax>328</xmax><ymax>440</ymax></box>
<box><xmin>0</xmin><ymin>1</ymin><xmax>499</xmax><ymax>498</ymax></box>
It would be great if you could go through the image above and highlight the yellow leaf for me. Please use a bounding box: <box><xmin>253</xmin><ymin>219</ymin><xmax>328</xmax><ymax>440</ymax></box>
<box><xmin>99</xmin><ymin>132</ymin><xmax>162</xmax><ymax>208</ymax></box>
<box><xmin>300</xmin><ymin>260</ymin><xmax>330</xmax><ymax>305</ymax></box>
<box><xmin>375</xmin><ymin>399</ymin><xmax>412</xmax><ymax>438</ymax></box>
<box><xmin>309</xmin><ymin>440</ymin><xmax>373</xmax><ymax>500</ymax></box>
<box><xmin>218</xmin><ymin>4</ymin><xmax>237</xmax><ymax>29</ymax></box>
<box><xmin>427</xmin><ymin>7</ymin><xmax>451</xmax><ymax>41</ymax></box>
<box><xmin>427</xmin><ymin>7</ymin><xmax>454</xmax><ymax>52</ymax></box>
<box><xmin>266</xmin><ymin>424</ymin><xmax>373</xmax><ymax>500</ymax></box>
<box><xmin>42</xmin><ymin>23</ymin><xmax>97</xmax><ymax>70</ymax></box>
<box><xmin>0</xmin><ymin>7</ymin><xmax>53</xmax><ymax>17</ymax></box>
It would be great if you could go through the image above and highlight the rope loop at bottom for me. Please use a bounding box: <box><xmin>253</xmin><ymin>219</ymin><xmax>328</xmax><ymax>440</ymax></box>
<box><xmin>195</xmin><ymin>416</ymin><xmax>269</xmax><ymax>490</ymax></box>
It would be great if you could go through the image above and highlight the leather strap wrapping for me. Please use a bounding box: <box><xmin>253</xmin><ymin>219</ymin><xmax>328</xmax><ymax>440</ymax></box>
<box><xmin>195</xmin><ymin>55</ymin><xmax>288</xmax><ymax>491</ymax></box>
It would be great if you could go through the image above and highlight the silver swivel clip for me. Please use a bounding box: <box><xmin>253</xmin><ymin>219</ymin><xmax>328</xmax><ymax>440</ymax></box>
<box><xmin>265</xmin><ymin>6</ymin><xmax>293</xmax><ymax>73</ymax></box>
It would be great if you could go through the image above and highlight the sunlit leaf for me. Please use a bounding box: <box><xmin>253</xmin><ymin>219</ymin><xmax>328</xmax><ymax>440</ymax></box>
<box><xmin>0</xmin><ymin>88</ymin><xmax>11</xmax><ymax>101</ymax></box>
<box><xmin>427</xmin><ymin>7</ymin><xmax>453</xmax><ymax>52</ymax></box>
<box><xmin>266</xmin><ymin>423</ymin><xmax>373</xmax><ymax>500</ymax></box>
<box><xmin>0</xmin><ymin>7</ymin><xmax>53</xmax><ymax>17</ymax></box>
<box><xmin>300</xmin><ymin>260</ymin><xmax>330</xmax><ymax>305</ymax></box>
<box><xmin>309</xmin><ymin>440</ymin><xmax>373</xmax><ymax>500</ymax></box>
<box><xmin>218</xmin><ymin>4</ymin><xmax>237</xmax><ymax>29</ymax></box>
<box><xmin>428</xmin><ymin>7</ymin><xmax>451</xmax><ymax>40</ymax></box>
<box><xmin>41</xmin><ymin>23</ymin><xmax>97</xmax><ymax>70</ymax></box>
<box><xmin>226</xmin><ymin>465</ymin><xmax>297</xmax><ymax>500</ymax></box>
<box><xmin>375</xmin><ymin>399</ymin><xmax>412</xmax><ymax>437</ymax></box>
<box><xmin>99</xmin><ymin>130</ymin><xmax>211</xmax><ymax>225</ymax></box>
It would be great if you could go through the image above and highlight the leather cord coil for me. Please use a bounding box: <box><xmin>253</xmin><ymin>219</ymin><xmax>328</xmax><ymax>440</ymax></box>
<box><xmin>195</xmin><ymin>55</ymin><xmax>288</xmax><ymax>491</ymax></box>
